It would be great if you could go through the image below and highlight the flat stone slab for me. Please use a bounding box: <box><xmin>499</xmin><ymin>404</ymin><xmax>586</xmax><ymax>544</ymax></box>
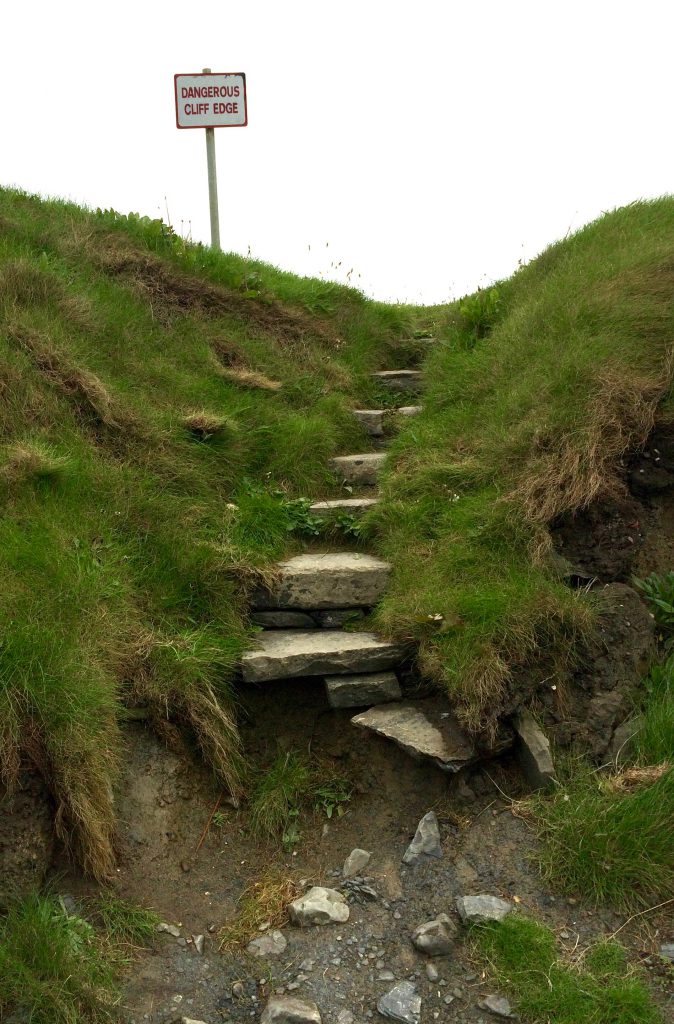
<box><xmin>397</xmin><ymin>405</ymin><xmax>422</xmax><ymax>417</ymax></box>
<box><xmin>513</xmin><ymin>709</ymin><xmax>556</xmax><ymax>791</ymax></box>
<box><xmin>241</xmin><ymin>631</ymin><xmax>406</xmax><ymax>682</ymax></box>
<box><xmin>246</xmin><ymin>929</ymin><xmax>288</xmax><ymax>957</ymax></box>
<box><xmin>377</xmin><ymin>981</ymin><xmax>421</xmax><ymax>1024</ymax></box>
<box><xmin>261</xmin><ymin>996</ymin><xmax>322</xmax><ymax>1024</ymax></box>
<box><xmin>330</xmin><ymin>452</ymin><xmax>386</xmax><ymax>486</ymax></box>
<box><xmin>253</xmin><ymin>552</ymin><xmax>391</xmax><ymax>610</ymax></box>
<box><xmin>325</xmin><ymin>671</ymin><xmax>402</xmax><ymax>709</ymax></box>
<box><xmin>351</xmin><ymin>701</ymin><xmax>476</xmax><ymax>772</ymax></box>
<box><xmin>353</xmin><ymin>409</ymin><xmax>385</xmax><ymax>436</ymax></box>
<box><xmin>372</xmin><ymin>370</ymin><xmax>423</xmax><ymax>393</ymax></box>
<box><xmin>309</xmin><ymin>497</ymin><xmax>379</xmax><ymax>519</ymax></box>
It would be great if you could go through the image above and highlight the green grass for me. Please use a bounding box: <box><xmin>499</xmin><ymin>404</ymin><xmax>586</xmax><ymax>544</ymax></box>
<box><xmin>0</xmin><ymin>892</ymin><xmax>118</xmax><ymax>1023</ymax></box>
<box><xmin>475</xmin><ymin>915</ymin><xmax>661</xmax><ymax>1024</ymax></box>
<box><xmin>248</xmin><ymin>748</ymin><xmax>351</xmax><ymax>849</ymax></box>
<box><xmin>0</xmin><ymin>188</ymin><xmax>415</xmax><ymax>876</ymax></box>
<box><xmin>374</xmin><ymin>198</ymin><xmax>674</xmax><ymax>731</ymax></box>
<box><xmin>634</xmin><ymin>658</ymin><xmax>674</xmax><ymax>764</ymax></box>
<box><xmin>90</xmin><ymin>891</ymin><xmax>159</xmax><ymax>948</ymax></box>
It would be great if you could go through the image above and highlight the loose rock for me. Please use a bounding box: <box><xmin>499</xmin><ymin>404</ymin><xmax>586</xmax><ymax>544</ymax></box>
<box><xmin>289</xmin><ymin>887</ymin><xmax>350</xmax><ymax>926</ymax></box>
<box><xmin>343</xmin><ymin>848</ymin><xmax>372</xmax><ymax>877</ymax></box>
<box><xmin>402</xmin><ymin>812</ymin><xmax>442</xmax><ymax>865</ymax></box>
<box><xmin>478</xmin><ymin>995</ymin><xmax>514</xmax><ymax>1018</ymax></box>
<box><xmin>337</xmin><ymin>1012</ymin><xmax>355</xmax><ymax>1024</ymax></box>
<box><xmin>660</xmin><ymin>943</ymin><xmax>674</xmax><ymax>961</ymax></box>
<box><xmin>456</xmin><ymin>895</ymin><xmax>513</xmax><ymax>924</ymax></box>
<box><xmin>157</xmin><ymin>922</ymin><xmax>181</xmax><ymax>937</ymax></box>
<box><xmin>261</xmin><ymin>995</ymin><xmax>322</xmax><ymax>1024</ymax></box>
<box><xmin>247</xmin><ymin>929</ymin><xmax>288</xmax><ymax>957</ymax></box>
<box><xmin>411</xmin><ymin>914</ymin><xmax>457</xmax><ymax>956</ymax></box>
<box><xmin>377</xmin><ymin>981</ymin><xmax>421</xmax><ymax>1024</ymax></box>
<box><xmin>192</xmin><ymin>933</ymin><xmax>204</xmax><ymax>954</ymax></box>
<box><xmin>426</xmin><ymin>963</ymin><xmax>439</xmax><ymax>982</ymax></box>
<box><xmin>513</xmin><ymin>710</ymin><xmax>555</xmax><ymax>790</ymax></box>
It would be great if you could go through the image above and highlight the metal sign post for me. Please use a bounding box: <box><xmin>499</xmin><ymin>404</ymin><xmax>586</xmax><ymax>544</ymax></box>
<box><xmin>174</xmin><ymin>68</ymin><xmax>248</xmax><ymax>251</ymax></box>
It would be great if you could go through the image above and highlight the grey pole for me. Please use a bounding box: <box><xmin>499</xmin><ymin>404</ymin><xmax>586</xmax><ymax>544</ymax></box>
<box><xmin>203</xmin><ymin>67</ymin><xmax>221</xmax><ymax>250</ymax></box>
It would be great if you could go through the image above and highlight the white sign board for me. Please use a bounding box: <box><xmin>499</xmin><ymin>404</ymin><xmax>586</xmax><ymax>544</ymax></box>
<box><xmin>174</xmin><ymin>72</ymin><xmax>247</xmax><ymax>129</ymax></box>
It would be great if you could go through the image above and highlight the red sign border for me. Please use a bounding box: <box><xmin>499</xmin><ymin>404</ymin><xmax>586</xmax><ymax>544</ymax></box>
<box><xmin>174</xmin><ymin>72</ymin><xmax>248</xmax><ymax>130</ymax></box>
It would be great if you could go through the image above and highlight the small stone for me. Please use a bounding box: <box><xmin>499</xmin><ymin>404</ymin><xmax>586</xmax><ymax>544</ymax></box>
<box><xmin>402</xmin><ymin>812</ymin><xmax>442</xmax><ymax>865</ymax></box>
<box><xmin>182</xmin><ymin>1019</ymin><xmax>209</xmax><ymax>1024</ymax></box>
<box><xmin>289</xmin><ymin>887</ymin><xmax>349</xmax><ymax>926</ymax></box>
<box><xmin>287</xmin><ymin>982</ymin><xmax>301</xmax><ymax>991</ymax></box>
<box><xmin>377</xmin><ymin>981</ymin><xmax>421</xmax><ymax>1024</ymax></box>
<box><xmin>513</xmin><ymin>710</ymin><xmax>555</xmax><ymax>790</ymax></box>
<box><xmin>247</xmin><ymin>929</ymin><xmax>288</xmax><ymax>957</ymax></box>
<box><xmin>207</xmin><ymin>923</ymin><xmax>216</xmax><ymax>933</ymax></box>
<box><xmin>232</xmin><ymin>981</ymin><xmax>245</xmax><ymax>998</ymax></box>
<box><xmin>393</xmin><ymin>910</ymin><xmax>402</xmax><ymax>920</ymax></box>
<box><xmin>192</xmin><ymin>934</ymin><xmax>204</xmax><ymax>954</ymax></box>
<box><xmin>660</xmin><ymin>943</ymin><xmax>674</xmax><ymax>961</ymax></box>
<box><xmin>177</xmin><ymin>937</ymin><xmax>187</xmax><ymax>947</ymax></box>
<box><xmin>378</xmin><ymin>970</ymin><xmax>396</xmax><ymax>981</ymax></box>
<box><xmin>180</xmin><ymin>859</ymin><xmax>191</xmax><ymax>872</ymax></box>
<box><xmin>337</xmin><ymin>1012</ymin><xmax>354</xmax><ymax>1024</ymax></box>
<box><xmin>443</xmin><ymin>995</ymin><xmax>454</xmax><ymax>1006</ymax></box>
<box><xmin>157</xmin><ymin>922</ymin><xmax>181</xmax><ymax>937</ymax></box>
<box><xmin>261</xmin><ymin>995</ymin><xmax>322</xmax><ymax>1024</ymax></box>
<box><xmin>426</xmin><ymin>964</ymin><xmax>439</xmax><ymax>982</ymax></box>
<box><xmin>411</xmin><ymin>914</ymin><xmax>458</xmax><ymax>956</ymax></box>
<box><xmin>455</xmin><ymin>895</ymin><xmax>512</xmax><ymax>924</ymax></box>
<box><xmin>343</xmin><ymin>848</ymin><xmax>372</xmax><ymax>878</ymax></box>
<box><xmin>479</xmin><ymin>995</ymin><xmax>514</xmax><ymax>1018</ymax></box>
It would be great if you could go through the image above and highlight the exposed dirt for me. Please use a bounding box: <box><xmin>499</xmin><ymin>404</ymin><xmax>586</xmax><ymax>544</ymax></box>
<box><xmin>0</xmin><ymin>766</ymin><xmax>54</xmax><ymax>904</ymax></box>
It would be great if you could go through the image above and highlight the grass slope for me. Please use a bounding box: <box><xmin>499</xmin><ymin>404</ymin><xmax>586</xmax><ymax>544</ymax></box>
<box><xmin>0</xmin><ymin>188</ymin><xmax>416</xmax><ymax>878</ymax></box>
<box><xmin>375</xmin><ymin>199</ymin><xmax>674</xmax><ymax>731</ymax></box>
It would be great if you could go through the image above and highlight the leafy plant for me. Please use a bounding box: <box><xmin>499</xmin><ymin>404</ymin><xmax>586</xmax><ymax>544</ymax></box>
<box><xmin>283</xmin><ymin>498</ymin><xmax>323</xmax><ymax>537</ymax></box>
<box><xmin>314</xmin><ymin>777</ymin><xmax>351</xmax><ymax>819</ymax></box>
<box><xmin>633</xmin><ymin>571</ymin><xmax>674</xmax><ymax>634</ymax></box>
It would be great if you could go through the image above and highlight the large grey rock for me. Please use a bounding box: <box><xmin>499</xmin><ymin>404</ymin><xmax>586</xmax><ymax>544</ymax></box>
<box><xmin>411</xmin><ymin>913</ymin><xmax>458</xmax><ymax>955</ymax></box>
<box><xmin>513</xmin><ymin>709</ymin><xmax>556</xmax><ymax>791</ymax></box>
<box><xmin>325</xmin><ymin>671</ymin><xmax>402</xmax><ymax>709</ymax></box>
<box><xmin>456</xmin><ymin>894</ymin><xmax>513</xmax><ymax>924</ymax></box>
<box><xmin>351</xmin><ymin>701</ymin><xmax>476</xmax><ymax>772</ymax></box>
<box><xmin>246</xmin><ymin>929</ymin><xmax>287</xmax><ymax>957</ymax></box>
<box><xmin>261</xmin><ymin>995</ymin><xmax>322</xmax><ymax>1024</ymax></box>
<box><xmin>353</xmin><ymin>409</ymin><xmax>385</xmax><ymax>436</ymax></box>
<box><xmin>330</xmin><ymin>452</ymin><xmax>386</xmax><ymax>486</ymax></box>
<box><xmin>253</xmin><ymin>552</ymin><xmax>391</xmax><ymax>610</ymax></box>
<box><xmin>309</xmin><ymin>497</ymin><xmax>379</xmax><ymax>519</ymax></box>
<box><xmin>241</xmin><ymin>631</ymin><xmax>405</xmax><ymax>682</ymax></box>
<box><xmin>251</xmin><ymin>610</ymin><xmax>317</xmax><ymax>629</ymax></box>
<box><xmin>377</xmin><ymin>980</ymin><xmax>421</xmax><ymax>1024</ymax></box>
<box><xmin>289</xmin><ymin>886</ymin><xmax>349</xmax><ymax>926</ymax></box>
<box><xmin>343</xmin><ymin>848</ymin><xmax>371</xmax><ymax>877</ymax></box>
<box><xmin>403</xmin><ymin>811</ymin><xmax>443</xmax><ymax>865</ymax></box>
<box><xmin>372</xmin><ymin>370</ymin><xmax>423</xmax><ymax>394</ymax></box>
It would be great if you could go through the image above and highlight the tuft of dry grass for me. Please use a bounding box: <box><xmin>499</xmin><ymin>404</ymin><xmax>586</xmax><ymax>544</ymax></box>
<box><xmin>604</xmin><ymin>763</ymin><xmax>670</xmax><ymax>794</ymax></box>
<box><xmin>219</xmin><ymin>871</ymin><xmax>301</xmax><ymax>951</ymax></box>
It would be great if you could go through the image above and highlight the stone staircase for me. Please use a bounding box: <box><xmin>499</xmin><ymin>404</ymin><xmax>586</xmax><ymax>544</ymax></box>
<box><xmin>239</xmin><ymin>361</ymin><xmax>475</xmax><ymax>768</ymax></box>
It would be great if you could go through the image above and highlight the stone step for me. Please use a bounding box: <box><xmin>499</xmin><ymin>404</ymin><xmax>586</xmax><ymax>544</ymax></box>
<box><xmin>309</xmin><ymin>497</ymin><xmax>379</xmax><ymax>519</ymax></box>
<box><xmin>352</xmin><ymin>409</ymin><xmax>385</xmax><ymax>437</ymax></box>
<box><xmin>241</xmin><ymin>630</ymin><xmax>406</xmax><ymax>682</ymax></box>
<box><xmin>351</xmin><ymin>700</ymin><xmax>477</xmax><ymax>772</ymax></box>
<box><xmin>398</xmin><ymin>405</ymin><xmax>422</xmax><ymax>417</ymax></box>
<box><xmin>330</xmin><ymin>453</ymin><xmax>386</xmax><ymax>486</ymax></box>
<box><xmin>325</xmin><ymin>671</ymin><xmax>402</xmax><ymax>709</ymax></box>
<box><xmin>252</xmin><ymin>552</ymin><xmax>391</xmax><ymax>610</ymax></box>
<box><xmin>372</xmin><ymin>370</ymin><xmax>423</xmax><ymax>394</ymax></box>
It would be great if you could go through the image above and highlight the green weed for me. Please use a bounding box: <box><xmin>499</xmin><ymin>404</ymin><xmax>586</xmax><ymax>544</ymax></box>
<box><xmin>634</xmin><ymin>571</ymin><xmax>674</xmax><ymax>636</ymax></box>
<box><xmin>91</xmin><ymin>891</ymin><xmax>159</xmax><ymax>948</ymax></box>
<box><xmin>475</xmin><ymin>915</ymin><xmax>661</xmax><ymax>1024</ymax></box>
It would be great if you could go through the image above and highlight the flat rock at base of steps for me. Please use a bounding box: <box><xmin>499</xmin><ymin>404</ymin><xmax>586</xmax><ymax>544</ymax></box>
<box><xmin>330</xmin><ymin>453</ymin><xmax>386</xmax><ymax>486</ymax></box>
<box><xmin>353</xmin><ymin>409</ymin><xmax>385</xmax><ymax>436</ymax></box>
<box><xmin>309</xmin><ymin>497</ymin><xmax>379</xmax><ymax>519</ymax></box>
<box><xmin>372</xmin><ymin>370</ymin><xmax>423</xmax><ymax>393</ymax></box>
<box><xmin>325</xmin><ymin>671</ymin><xmax>402</xmax><ymax>709</ymax></box>
<box><xmin>241</xmin><ymin>631</ymin><xmax>406</xmax><ymax>682</ymax></box>
<box><xmin>252</xmin><ymin>552</ymin><xmax>391</xmax><ymax>610</ymax></box>
<box><xmin>397</xmin><ymin>405</ymin><xmax>422</xmax><ymax>417</ymax></box>
<box><xmin>351</xmin><ymin>700</ymin><xmax>477</xmax><ymax>772</ymax></box>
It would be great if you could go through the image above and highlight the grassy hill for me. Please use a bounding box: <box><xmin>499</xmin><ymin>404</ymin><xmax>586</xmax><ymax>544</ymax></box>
<box><xmin>3</xmin><ymin>189</ymin><xmax>674</xmax><ymax>886</ymax></box>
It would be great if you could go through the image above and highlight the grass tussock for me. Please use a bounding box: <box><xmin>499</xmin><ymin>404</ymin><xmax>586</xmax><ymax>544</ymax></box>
<box><xmin>376</xmin><ymin>199</ymin><xmax>674</xmax><ymax>730</ymax></box>
<box><xmin>475</xmin><ymin>915</ymin><xmax>661</xmax><ymax>1024</ymax></box>
<box><xmin>0</xmin><ymin>187</ymin><xmax>414</xmax><ymax>875</ymax></box>
<box><xmin>219</xmin><ymin>870</ymin><xmax>301</xmax><ymax>951</ymax></box>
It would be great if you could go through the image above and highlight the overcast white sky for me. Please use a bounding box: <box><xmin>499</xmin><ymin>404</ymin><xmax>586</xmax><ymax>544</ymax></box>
<box><xmin>3</xmin><ymin>1</ymin><xmax>673</xmax><ymax>303</ymax></box>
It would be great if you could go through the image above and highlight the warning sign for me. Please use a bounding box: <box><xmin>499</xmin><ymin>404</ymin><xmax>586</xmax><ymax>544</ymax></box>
<box><xmin>174</xmin><ymin>72</ymin><xmax>247</xmax><ymax>129</ymax></box>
